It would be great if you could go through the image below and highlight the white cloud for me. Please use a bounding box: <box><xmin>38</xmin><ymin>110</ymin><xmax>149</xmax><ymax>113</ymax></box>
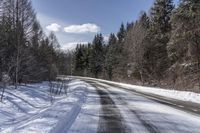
<box><xmin>64</xmin><ymin>23</ymin><xmax>100</xmax><ymax>34</ymax></box>
<box><xmin>61</xmin><ymin>42</ymin><xmax>89</xmax><ymax>51</ymax></box>
<box><xmin>46</xmin><ymin>23</ymin><xmax>61</xmax><ymax>32</ymax></box>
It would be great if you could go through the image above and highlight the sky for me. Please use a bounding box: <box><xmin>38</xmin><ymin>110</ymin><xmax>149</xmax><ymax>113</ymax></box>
<box><xmin>32</xmin><ymin>0</ymin><xmax>179</xmax><ymax>50</ymax></box>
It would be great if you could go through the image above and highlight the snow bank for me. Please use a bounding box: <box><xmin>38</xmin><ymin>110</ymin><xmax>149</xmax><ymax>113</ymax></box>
<box><xmin>121</xmin><ymin>83</ymin><xmax>200</xmax><ymax>104</ymax></box>
<box><xmin>72</xmin><ymin>76</ymin><xmax>200</xmax><ymax>104</ymax></box>
<box><xmin>0</xmin><ymin>80</ymin><xmax>90</xmax><ymax>133</ymax></box>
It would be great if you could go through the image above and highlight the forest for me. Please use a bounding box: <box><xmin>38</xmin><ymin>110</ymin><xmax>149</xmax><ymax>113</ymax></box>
<box><xmin>72</xmin><ymin>0</ymin><xmax>200</xmax><ymax>92</ymax></box>
<box><xmin>0</xmin><ymin>0</ymin><xmax>200</xmax><ymax>93</ymax></box>
<box><xmin>0</xmin><ymin>0</ymin><xmax>72</xmax><ymax>89</ymax></box>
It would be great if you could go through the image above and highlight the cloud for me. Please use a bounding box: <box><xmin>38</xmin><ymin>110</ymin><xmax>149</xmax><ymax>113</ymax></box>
<box><xmin>64</xmin><ymin>23</ymin><xmax>100</xmax><ymax>34</ymax></box>
<box><xmin>61</xmin><ymin>42</ymin><xmax>89</xmax><ymax>51</ymax></box>
<box><xmin>46</xmin><ymin>23</ymin><xmax>61</xmax><ymax>32</ymax></box>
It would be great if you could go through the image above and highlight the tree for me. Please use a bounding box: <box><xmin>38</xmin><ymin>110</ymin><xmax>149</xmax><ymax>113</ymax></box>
<box><xmin>0</xmin><ymin>73</ymin><xmax>10</xmax><ymax>102</ymax></box>
<box><xmin>117</xmin><ymin>23</ymin><xmax>126</xmax><ymax>43</ymax></box>
<box><xmin>31</xmin><ymin>20</ymin><xmax>43</xmax><ymax>49</ymax></box>
<box><xmin>124</xmin><ymin>12</ymin><xmax>150</xmax><ymax>83</ymax></box>
<box><xmin>145</xmin><ymin>0</ymin><xmax>174</xmax><ymax>83</ymax></box>
<box><xmin>82</xmin><ymin>43</ymin><xmax>92</xmax><ymax>76</ymax></box>
<box><xmin>56</xmin><ymin>51</ymin><xmax>71</xmax><ymax>75</ymax></box>
<box><xmin>115</xmin><ymin>23</ymin><xmax>127</xmax><ymax>79</ymax></box>
<box><xmin>0</xmin><ymin>0</ymin><xmax>68</xmax><ymax>92</ymax></box>
<box><xmin>74</xmin><ymin>45</ymin><xmax>85</xmax><ymax>75</ymax></box>
<box><xmin>0</xmin><ymin>0</ymin><xmax>36</xmax><ymax>88</ymax></box>
<box><xmin>167</xmin><ymin>0</ymin><xmax>200</xmax><ymax>88</ymax></box>
<box><xmin>89</xmin><ymin>34</ymin><xmax>104</xmax><ymax>78</ymax></box>
<box><xmin>105</xmin><ymin>33</ymin><xmax>117</xmax><ymax>80</ymax></box>
<box><xmin>0</xmin><ymin>1</ymin><xmax>15</xmax><ymax>82</ymax></box>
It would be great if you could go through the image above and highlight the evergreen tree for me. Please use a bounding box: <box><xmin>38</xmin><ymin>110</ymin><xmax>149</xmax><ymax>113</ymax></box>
<box><xmin>117</xmin><ymin>23</ymin><xmax>126</xmax><ymax>43</ymax></box>
<box><xmin>115</xmin><ymin>23</ymin><xmax>127</xmax><ymax>79</ymax></box>
<box><xmin>151</xmin><ymin>0</ymin><xmax>174</xmax><ymax>33</ymax></box>
<box><xmin>83</xmin><ymin>43</ymin><xmax>92</xmax><ymax>76</ymax></box>
<box><xmin>168</xmin><ymin>0</ymin><xmax>200</xmax><ymax>63</ymax></box>
<box><xmin>105</xmin><ymin>33</ymin><xmax>117</xmax><ymax>80</ymax></box>
<box><xmin>89</xmin><ymin>34</ymin><xmax>104</xmax><ymax>78</ymax></box>
<box><xmin>145</xmin><ymin>0</ymin><xmax>174</xmax><ymax>82</ymax></box>
<box><xmin>0</xmin><ymin>0</ymin><xmax>69</xmax><ymax>85</ymax></box>
<box><xmin>167</xmin><ymin>0</ymin><xmax>200</xmax><ymax>88</ymax></box>
<box><xmin>74</xmin><ymin>45</ymin><xmax>85</xmax><ymax>75</ymax></box>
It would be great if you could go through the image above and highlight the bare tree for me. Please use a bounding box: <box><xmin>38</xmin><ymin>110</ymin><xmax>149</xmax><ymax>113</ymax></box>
<box><xmin>0</xmin><ymin>73</ymin><xmax>10</xmax><ymax>102</ymax></box>
<box><xmin>1</xmin><ymin>0</ymin><xmax>36</xmax><ymax>88</ymax></box>
<box><xmin>124</xmin><ymin>12</ymin><xmax>149</xmax><ymax>84</ymax></box>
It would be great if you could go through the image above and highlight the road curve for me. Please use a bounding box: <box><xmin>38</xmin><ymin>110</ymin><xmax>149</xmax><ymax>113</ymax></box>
<box><xmin>82</xmin><ymin>78</ymin><xmax>200</xmax><ymax>133</ymax></box>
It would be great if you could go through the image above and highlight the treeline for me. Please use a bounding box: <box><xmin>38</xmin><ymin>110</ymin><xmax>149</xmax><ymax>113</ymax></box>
<box><xmin>73</xmin><ymin>0</ymin><xmax>200</xmax><ymax>92</ymax></box>
<box><xmin>0</xmin><ymin>0</ymin><xmax>71</xmax><ymax>87</ymax></box>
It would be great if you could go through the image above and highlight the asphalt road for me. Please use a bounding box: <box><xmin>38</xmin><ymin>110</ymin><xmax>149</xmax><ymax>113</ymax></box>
<box><xmin>80</xmin><ymin>78</ymin><xmax>200</xmax><ymax>133</ymax></box>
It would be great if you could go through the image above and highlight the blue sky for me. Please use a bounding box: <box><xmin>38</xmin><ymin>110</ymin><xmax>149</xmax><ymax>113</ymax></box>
<box><xmin>32</xmin><ymin>0</ymin><xmax>179</xmax><ymax>50</ymax></box>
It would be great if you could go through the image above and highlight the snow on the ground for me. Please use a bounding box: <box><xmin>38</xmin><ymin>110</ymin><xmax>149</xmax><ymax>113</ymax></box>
<box><xmin>1</xmin><ymin>77</ymin><xmax>200</xmax><ymax>133</ymax></box>
<box><xmin>74</xmin><ymin>76</ymin><xmax>200</xmax><ymax>104</ymax></box>
<box><xmin>0</xmin><ymin>79</ymin><xmax>99</xmax><ymax>133</ymax></box>
<box><xmin>120</xmin><ymin>82</ymin><xmax>200</xmax><ymax>104</ymax></box>
<box><xmin>67</xmin><ymin>84</ymin><xmax>101</xmax><ymax>133</ymax></box>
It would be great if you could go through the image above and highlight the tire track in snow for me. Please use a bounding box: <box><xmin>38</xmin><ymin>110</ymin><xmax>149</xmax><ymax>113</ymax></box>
<box><xmin>49</xmin><ymin>86</ymin><xmax>88</xmax><ymax>133</ymax></box>
<box><xmin>129</xmin><ymin>109</ymin><xmax>160</xmax><ymax>133</ymax></box>
<box><xmin>95</xmin><ymin>80</ymin><xmax>200</xmax><ymax>116</ymax></box>
<box><xmin>100</xmin><ymin>82</ymin><xmax>160</xmax><ymax>133</ymax></box>
<box><xmin>98</xmin><ymin>84</ymin><xmax>160</xmax><ymax>133</ymax></box>
<box><xmin>88</xmin><ymin>81</ymin><xmax>160</xmax><ymax>133</ymax></box>
<box><xmin>90</xmin><ymin>83</ymin><xmax>127</xmax><ymax>133</ymax></box>
<box><xmin>5</xmin><ymin>91</ymin><xmax>49</xmax><ymax>109</ymax></box>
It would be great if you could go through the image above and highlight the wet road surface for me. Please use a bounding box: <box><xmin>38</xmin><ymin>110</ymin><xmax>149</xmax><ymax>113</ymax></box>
<box><xmin>84</xmin><ymin>79</ymin><xmax>200</xmax><ymax>133</ymax></box>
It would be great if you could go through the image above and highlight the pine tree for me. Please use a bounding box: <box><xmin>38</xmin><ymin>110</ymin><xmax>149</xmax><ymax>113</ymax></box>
<box><xmin>89</xmin><ymin>34</ymin><xmax>104</xmax><ymax>78</ymax></box>
<box><xmin>105</xmin><ymin>33</ymin><xmax>117</xmax><ymax>80</ymax></box>
<box><xmin>74</xmin><ymin>45</ymin><xmax>85</xmax><ymax>75</ymax></box>
<box><xmin>151</xmin><ymin>0</ymin><xmax>174</xmax><ymax>33</ymax></box>
<box><xmin>168</xmin><ymin>0</ymin><xmax>200</xmax><ymax>88</ymax></box>
<box><xmin>114</xmin><ymin>23</ymin><xmax>127</xmax><ymax>79</ymax></box>
<box><xmin>117</xmin><ymin>23</ymin><xmax>126</xmax><ymax>43</ymax></box>
<box><xmin>83</xmin><ymin>43</ymin><xmax>92</xmax><ymax>76</ymax></box>
<box><xmin>145</xmin><ymin>0</ymin><xmax>174</xmax><ymax>83</ymax></box>
<box><xmin>168</xmin><ymin>0</ymin><xmax>200</xmax><ymax>63</ymax></box>
<box><xmin>0</xmin><ymin>0</ymin><xmax>68</xmax><ymax>86</ymax></box>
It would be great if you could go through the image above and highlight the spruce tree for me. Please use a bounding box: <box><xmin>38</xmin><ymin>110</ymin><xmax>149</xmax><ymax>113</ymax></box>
<box><xmin>83</xmin><ymin>43</ymin><xmax>92</xmax><ymax>76</ymax></box>
<box><xmin>89</xmin><ymin>34</ymin><xmax>104</xmax><ymax>78</ymax></box>
<box><xmin>168</xmin><ymin>0</ymin><xmax>200</xmax><ymax>88</ymax></box>
<box><xmin>105</xmin><ymin>33</ymin><xmax>117</xmax><ymax>80</ymax></box>
<box><xmin>168</xmin><ymin>0</ymin><xmax>200</xmax><ymax>63</ymax></box>
<box><xmin>146</xmin><ymin>0</ymin><xmax>174</xmax><ymax>82</ymax></box>
<box><xmin>0</xmin><ymin>0</ymin><xmax>68</xmax><ymax>84</ymax></box>
<box><xmin>115</xmin><ymin>23</ymin><xmax>127</xmax><ymax>79</ymax></box>
<box><xmin>74</xmin><ymin>45</ymin><xmax>86</xmax><ymax>75</ymax></box>
<box><xmin>117</xmin><ymin>23</ymin><xmax>126</xmax><ymax>43</ymax></box>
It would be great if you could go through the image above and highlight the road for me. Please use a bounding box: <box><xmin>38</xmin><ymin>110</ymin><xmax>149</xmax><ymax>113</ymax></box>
<box><xmin>1</xmin><ymin>77</ymin><xmax>200</xmax><ymax>133</ymax></box>
<box><xmin>68</xmin><ymin>77</ymin><xmax>200</xmax><ymax>133</ymax></box>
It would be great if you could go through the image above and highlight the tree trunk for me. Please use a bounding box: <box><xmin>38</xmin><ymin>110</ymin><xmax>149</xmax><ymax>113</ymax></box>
<box><xmin>15</xmin><ymin>0</ymin><xmax>19</xmax><ymax>89</ymax></box>
<box><xmin>0</xmin><ymin>83</ymin><xmax>5</xmax><ymax>102</ymax></box>
<box><xmin>139</xmin><ymin>70</ymin><xmax>144</xmax><ymax>85</ymax></box>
